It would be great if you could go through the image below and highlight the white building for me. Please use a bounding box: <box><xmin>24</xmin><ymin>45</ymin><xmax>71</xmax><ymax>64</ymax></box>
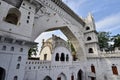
<box><xmin>0</xmin><ymin>0</ymin><xmax>120</xmax><ymax>80</ymax></box>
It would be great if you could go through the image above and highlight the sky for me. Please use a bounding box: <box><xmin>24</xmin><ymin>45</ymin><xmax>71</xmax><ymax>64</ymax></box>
<box><xmin>35</xmin><ymin>0</ymin><xmax>120</xmax><ymax>53</ymax></box>
<box><xmin>63</xmin><ymin>0</ymin><xmax>120</xmax><ymax>35</ymax></box>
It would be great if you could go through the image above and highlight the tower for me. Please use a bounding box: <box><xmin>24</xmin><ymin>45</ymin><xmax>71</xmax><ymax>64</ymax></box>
<box><xmin>84</xmin><ymin>13</ymin><xmax>99</xmax><ymax>55</ymax></box>
<box><xmin>0</xmin><ymin>0</ymin><xmax>37</xmax><ymax>80</ymax></box>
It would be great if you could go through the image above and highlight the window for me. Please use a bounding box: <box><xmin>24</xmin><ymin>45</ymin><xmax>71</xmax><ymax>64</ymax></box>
<box><xmin>89</xmin><ymin>48</ymin><xmax>94</xmax><ymax>53</ymax></box>
<box><xmin>20</xmin><ymin>48</ymin><xmax>23</xmax><ymax>52</ymax></box>
<box><xmin>2</xmin><ymin>46</ymin><xmax>6</xmax><ymax>50</ymax></box>
<box><xmin>86</xmin><ymin>26</ymin><xmax>90</xmax><ymax>30</ymax></box>
<box><xmin>18</xmin><ymin>56</ymin><xmax>21</xmax><ymax>61</ymax></box>
<box><xmin>28</xmin><ymin>12</ymin><xmax>30</xmax><ymax>15</ymax></box>
<box><xmin>112</xmin><ymin>65</ymin><xmax>118</xmax><ymax>75</ymax></box>
<box><xmin>91</xmin><ymin>65</ymin><xmax>96</xmax><ymax>73</ymax></box>
<box><xmin>29</xmin><ymin>7</ymin><xmax>31</xmax><ymax>9</ymax></box>
<box><xmin>27</xmin><ymin>16</ymin><xmax>30</xmax><ymax>19</ymax></box>
<box><xmin>57</xmin><ymin>77</ymin><xmax>61</xmax><ymax>80</ymax></box>
<box><xmin>55</xmin><ymin>53</ymin><xmax>59</xmax><ymax>61</ymax></box>
<box><xmin>60</xmin><ymin>53</ymin><xmax>65</xmax><ymax>61</ymax></box>
<box><xmin>44</xmin><ymin>54</ymin><xmax>47</xmax><ymax>60</ymax></box>
<box><xmin>87</xmin><ymin>37</ymin><xmax>92</xmax><ymax>41</ymax></box>
<box><xmin>16</xmin><ymin>64</ymin><xmax>20</xmax><ymax>69</ymax></box>
<box><xmin>71</xmin><ymin>75</ymin><xmax>74</xmax><ymax>80</ymax></box>
<box><xmin>66</xmin><ymin>54</ymin><xmax>69</xmax><ymax>61</ymax></box>
<box><xmin>10</xmin><ymin>47</ymin><xmax>14</xmax><ymax>51</ymax></box>
<box><xmin>5</xmin><ymin>8</ymin><xmax>21</xmax><ymax>25</ymax></box>
<box><xmin>14</xmin><ymin>76</ymin><xmax>18</xmax><ymax>80</ymax></box>
<box><xmin>0</xmin><ymin>67</ymin><xmax>6</xmax><ymax>80</ymax></box>
<box><xmin>29</xmin><ymin>67</ymin><xmax>31</xmax><ymax>69</ymax></box>
<box><xmin>26</xmin><ymin>20</ymin><xmax>29</xmax><ymax>23</ymax></box>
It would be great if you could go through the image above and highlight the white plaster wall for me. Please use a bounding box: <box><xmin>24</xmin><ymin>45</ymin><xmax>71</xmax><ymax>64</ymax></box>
<box><xmin>0</xmin><ymin>0</ymin><xmax>36</xmax><ymax>41</ymax></box>
<box><xmin>0</xmin><ymin>42</ymin><xmax>29</xmax><ymax>80</ymax></box>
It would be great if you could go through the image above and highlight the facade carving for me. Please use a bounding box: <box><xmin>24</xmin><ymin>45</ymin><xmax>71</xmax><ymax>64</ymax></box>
<box><xmin>0</xmin><ymin>0</ymin><xmax>120</xmax><ymax>80</ymax></box>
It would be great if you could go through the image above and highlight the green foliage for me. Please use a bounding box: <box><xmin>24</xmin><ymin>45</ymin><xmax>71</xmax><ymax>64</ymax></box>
<box><xmin>28</xmin><ymin>45</ymin><xmax>38</xmax><ymax>58</ymax></box>
<box><xmin>97</xmin><ymin>31</ymin><xmax>111</xmax><ymax>50</ymax></box>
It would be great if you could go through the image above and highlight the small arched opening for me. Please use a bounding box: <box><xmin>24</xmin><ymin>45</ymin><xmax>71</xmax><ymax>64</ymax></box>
<box><xmin>18</xmin><ymin>56</ymin><xmax>22</xmax><ymax>61</ymax></box>
<box><xmin>16</xmin><ymin>64</ymin><xmax>20</xmax><ymax>69</ymax></box>
<box><xmin>77</xmin><ymin>70</ymin><xmax>83</xmax><ymax>80</ymax></box>
<box><xmin>87</xmin><ymin>37</ymin><xmax>92</xmax><ymax>41</ymax></box>
<box><xmin>14</xmin><ymin>76</ymin><xmax>18</xmax><ymax>80</ymax></box>
<box><xmin>5</xmin><ymin>8</ymin><xmax>21</xmax><ymax>25</ymax></box>
<box><xmin>0</xmin><ymin>67</ymin><xmax>6</xmax><ymax>80</ymax></box>
<box><xmin>55</xmin><ymin>53</ymin><xmax>59</xmax><ymax>61</ymax></box>
<box><xmin>112</xmin><ymin>65</ymin><xmax>118</xmax><ymax>75</ymax></box>
<box><xmin>66</xmin><ymin>54</ymin><xmax>69</xmax><ymax>61</ymax></box>
<box><xmin>91</xmin><ymin>64</ymin><xmax>96</xmax><ymax>73</ymax></box>
<box><xmin>57</xmin><ymin>73</ymin><xmax>67</xmax><ymax>80</ymax></box>
<box><xmin>44</xmin><ymin>76</ymin><xmax>52</xmax><ymax>80</ymax></box>
<box><xmin>71</xmin><ymin>74</ymin><xmax>74</xmax><ymax>80</ymax></box>
<box><xmin>60</xmin><ymin>53</ymin><xmax>65</xmax><ymax>61</ymax></box>
<box><xmin>86</xmin><ymin>26</ymin><xmax>90</xmax><ymax>30</ymax></box>
<box><xmin>89</xmin><ymin>48</ymin><xmax>94</xmax><ymax>53</ymax></box>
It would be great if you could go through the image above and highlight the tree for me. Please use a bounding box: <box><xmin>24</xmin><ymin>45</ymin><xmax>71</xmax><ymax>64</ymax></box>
<box><xmin>111</xmin><ymin>34</ymin><xmax>120</xmax><ymax>48</ymax></box>
<box><xmin>97</xmin><ymin>32</ymin><xmax>111</xmax><ymax>51</ymax></box>
<box><xmin>28</xmin><ymin>45</ymin><xmax>38</xmax><ymax>58</ymax></box>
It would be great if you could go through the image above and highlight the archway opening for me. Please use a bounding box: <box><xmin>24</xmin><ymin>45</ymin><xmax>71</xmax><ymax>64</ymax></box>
<box><xmin>57</xmin><ymin>73</ymin><xmax>67</xmax><ymax>80</ymax></box>
<box><xmin>0</xmin><ymin>67</ymin><xmax>6</xmax><ymax>80</ymax></box>
<box><xmin>44</xmin><ymin>76</ymin><xmax>52</xmax><ymax>80</ymax></box>
<box><xmin>35</xmin><ymin>26</ymin><xmax>84</xmax><ymax>60</ymax></box>
<box><xmin>77</xmin><ymin>70</ymin><xmax>83</xmax><ymax>80</ymax></box>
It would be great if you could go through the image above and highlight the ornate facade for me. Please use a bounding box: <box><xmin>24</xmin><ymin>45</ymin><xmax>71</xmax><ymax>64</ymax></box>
<box><xmin>0</xmin><ymin>0</ymin><xmax>120</xmax><ymax>80</ymax></box>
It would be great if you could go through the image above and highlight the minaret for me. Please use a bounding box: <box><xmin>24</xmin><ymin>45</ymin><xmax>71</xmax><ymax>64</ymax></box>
<box><xmin>84</xmin><ymin>13</ymin><xmax>99</xmax><ymax>55</ymax></box>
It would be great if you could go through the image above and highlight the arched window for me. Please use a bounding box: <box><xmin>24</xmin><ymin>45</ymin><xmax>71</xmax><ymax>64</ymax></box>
<box><xmin>60</xmin><ymin>53</ymin><xmax>65</xmax><ymax>61</ymax></box>
<box><xmin>55</xmin><ymin>53</ymin><xmax>59</xmax><ymax>61</ymax></box>
<box><xmin>112</xmin><ymin>65</ymin><xmax>118</xmax><ymax>75</ymax></box>
<box><xmin>57</xmin><ymin>77</ymin><xmax>61</xmax><ymax>80</ymax></box>
<box><xmin>11</xmin><ymin>47</ymin><xmax>14</xmax><ymax>51</ymax></box>
<box><xmin>86</xmin><ymin>26</ymin><xmax>90</xmax><ymax>30</ymax></box>
<box><xmin>20</xmin><ymin>48</ymin><xmax>23</xmax><ymax>52</ymax></box>
<box><xmin>91</xmin><ymin>64</ymin><xmax>96</xmax><ymax>73</ymax></box>
<box><xmin>16</xmin><ymin>64</ymin><xmax>20</xmax><ymax>69</ymax></box>
<box><xmin>44</xmin><ymin>54</ymin><xmax>47</xmax><ymax>60</ymax></box>
<box><xmin>5</xmin><ymin>8</ymin><xmax>21</xmax><ymax>25</ymax></box>
<box><xmin>2</xmin><ymin>46</ymin><xmax>6</xmax><ymax>50</ymax></box>
<box><xmin>0</xmin><ymin>67</ymin><xmax>6</xmax><ymax>80</ymax></box>
<box><xmin>66</xmin><ymin>54</ymin><xmax>69</xmax><ymax>61</ymax></box>
<box><xmin>71</xmin><ymin>75</ymin><xmax>74</xmax><ymax>80</ymax></box>
<box><xmin>89</xmin><ymin>48</ymin><xmax>94</xmax><ymax>53</ymax></box>
<box><xmin>87</xmin><ymin>37</ymin><xmax>92</xmax><ymax>41</ymax></box>
<box><xmin>14</xmin><ymin>76</ymin><xmax>18</xmax><ymax>80</ymax></box>
<box><xmin>77</xmin><ymin>70</ymin><xmax>82</xmax><ymax>80</ymax></box>
<box><xmin>18</xmin><ymin>56</ymin><xmax>21</xmax><ymax>61</ymax></box>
